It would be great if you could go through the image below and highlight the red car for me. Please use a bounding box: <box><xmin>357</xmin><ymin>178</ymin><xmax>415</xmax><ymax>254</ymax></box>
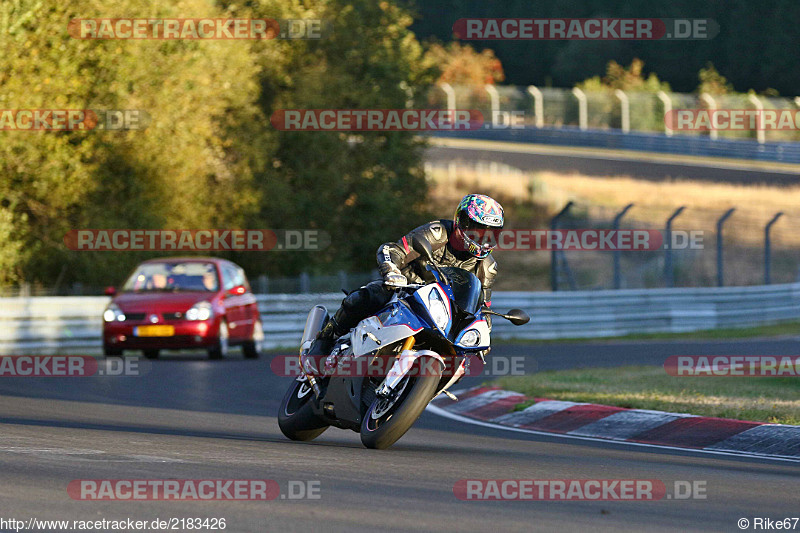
<box><xmin>102</xmin><ymin>257</ymin><xmax>263</xmax><ymax>359</ymax></box>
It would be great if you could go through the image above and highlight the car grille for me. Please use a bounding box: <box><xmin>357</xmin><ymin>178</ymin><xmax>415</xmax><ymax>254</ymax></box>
<box><xmin>162</xmin><ymin>312</ymin><xmax>184</xmax><ymax>320</ymax></box>
<box><xmin>123</xmin><ymin>313</ymin><xmax>146</xmax><ymax>321</ymax></box>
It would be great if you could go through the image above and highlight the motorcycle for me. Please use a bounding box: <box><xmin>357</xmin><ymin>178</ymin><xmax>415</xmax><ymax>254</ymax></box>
<box><xmin>277</xmin><ymin>239</ymin><xmax>530</xmax><ymax>449</ymax></box>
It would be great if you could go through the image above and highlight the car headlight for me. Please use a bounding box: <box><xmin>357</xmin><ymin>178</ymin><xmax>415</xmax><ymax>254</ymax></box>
<box><xmin>427</xmin><ymin>289</ymin><xmax>449</xmax><ymax>331</ymax></box>
<box><xmin>185</xmin><ymin>301</ymin><xmax>213</xmax><ymax>321</ymax></box>
<box><xmin>103</xmin><ymin>303</ymin><xmax>126</xmax><ymax>322</ymax></box>
<box><xmin>459</xmin><ymin>328</ymin><xmax>481</xmax><ymax>347</ymax></box>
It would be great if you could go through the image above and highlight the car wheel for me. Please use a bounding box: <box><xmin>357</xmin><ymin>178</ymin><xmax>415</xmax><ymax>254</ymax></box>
<box><xmin>103</xmin><ymin>345</ymin><xmax>122</xmax><ymax>357</ymax></box>
<box><xmin>143</xmin><ymin>349</ymin><xmax>160</xmax><ymax>359</ymax></box>
<box><xmin>242</xmin><ymin>319</ymin><xmax>263</xmax><ymax>359</ymax></box>
<box><xmin>209</xmin><ymin>320</ymin><xmax>229</xmax><ymax>360</ymax></box>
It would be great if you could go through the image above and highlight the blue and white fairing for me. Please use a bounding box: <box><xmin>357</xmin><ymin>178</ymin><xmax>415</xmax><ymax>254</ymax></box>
<box><xmin>350</xmin><ymin>267</ymin><xmax>490</xmax><ymax>357</ymax></box>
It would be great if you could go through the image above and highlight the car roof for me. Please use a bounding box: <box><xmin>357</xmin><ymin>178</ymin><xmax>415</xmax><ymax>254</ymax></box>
<box><xmin>139</xmin><ymin>257</ymin><xmax>237</xmax><ymax>267</ymax></box>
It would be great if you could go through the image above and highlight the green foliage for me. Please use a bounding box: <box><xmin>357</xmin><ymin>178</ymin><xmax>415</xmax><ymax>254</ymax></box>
<box><xmin>0</xmin><ymin>0</ymin><xmax>435</xmax><ymax>288</ymax></box>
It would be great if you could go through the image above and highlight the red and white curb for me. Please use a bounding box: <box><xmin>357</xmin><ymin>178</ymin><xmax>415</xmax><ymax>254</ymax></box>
<box><xmin>428</xmin><ymin>386</ymin><xmax>800</xmax><ymax>462</ymax></box>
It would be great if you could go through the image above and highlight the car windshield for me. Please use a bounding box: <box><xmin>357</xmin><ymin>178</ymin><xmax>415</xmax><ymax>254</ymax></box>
<box><xmin>439</xmin><ymin>267</ymin><xmax>482</xmax><ymax>315</ymax></box>
<box><xmin>122</xmin><ymin>262</ymin><xmax>219</xmax><ymax>292</ymax></box>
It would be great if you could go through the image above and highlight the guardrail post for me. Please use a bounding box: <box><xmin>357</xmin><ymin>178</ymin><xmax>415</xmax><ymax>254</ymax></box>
<box><xmin>747</xmin><ymin>94</ymin><xmax>766</xmax><ymax>144</ymax></box>
<box><xmin>657</xmin><ymin>91</ymin><xmax>673</xmax><ymax>137</ymax></box>
<box><xmin>572</xmin><ymin>88</ymin><xmax>587</xmax><ymax>131</ymax></box>
<box><xmin>664</xmin><ymin>206</ymin><xmax>686</xmax><ymax>288</ymax></box>
<box><xmin>550</xmin><ymin>201</ymin><xmax>575</xmax><ymax>291</ymax></box>
<box><xmin>765</xmin><ymin>212</ymin><xmax>784</xmax><ymax>285</ymax></box>
<box><xmin>300</xmin><ymin>272</ymin><xmax>310</xmax><ymax>293</ymax></box>
<box><xmin>485</xmin><ymin>84</ymin><xmax>500</xmax><ymax>120</ymax></box>
<box><xmin>257</xmin><ymin>275</ymin><xmax>269</xmax><ymax>294</ymax></box>
<box><xmin>527</xmin><ymin>85</ymin><xmax>544</xmax><ymax>128</ymax></box>
<box><xmin>614</xmin><ymin>89</ymin><xmax>630</xmax><ymax>133</ymax></box>
<box><xmin>612</xmin><ymin>203</ymin><xmax>634</xmax><ymax>289</ymax></box>
<box><xmin>338</xmin><ymin>270</ymin><xmax>348</xmax><ymax>291</ymax></box>
<box><xmin>699</xmin><ymin>93</ymin><xmax>718</xmax><ymax>140</ymax></box>
<box><xmin>716</xmin><ymin>208</ymin><xmax>736</xmax><ymax>287</ymax></box>
<box><xmin>439</xmin><ymin>82</ymin><xmax>456</xmax><ymax>112</ymax></box>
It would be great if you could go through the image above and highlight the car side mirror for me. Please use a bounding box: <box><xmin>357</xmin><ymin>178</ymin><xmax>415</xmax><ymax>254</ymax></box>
<box><xmin>505</xmin><ymin>308</ymin><xmax>530</xmax><ymax>326</ymax></box>
<box><xmin>104</xmin><ymin>286</ymin><xmax>117</xmax><ymax>296</ymax></box>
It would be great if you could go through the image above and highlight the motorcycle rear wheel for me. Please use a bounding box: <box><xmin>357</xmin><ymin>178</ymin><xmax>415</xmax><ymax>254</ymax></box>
<box><xmin>278</xmin><ymin>375</ymin><xmax>329</xmax><ymax>441</ymax></box>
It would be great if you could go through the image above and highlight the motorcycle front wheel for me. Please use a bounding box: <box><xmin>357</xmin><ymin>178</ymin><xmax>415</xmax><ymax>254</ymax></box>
<box><xmin>360</xmin><ymin>357</ymin><xmax>443</xmax><ymax>450</ymax></box>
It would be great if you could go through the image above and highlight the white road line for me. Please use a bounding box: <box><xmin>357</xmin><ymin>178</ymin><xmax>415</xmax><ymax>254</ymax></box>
<box><xmin>426</xmin><ymin>403</ymin><xmax>800</xmax><ymax>465</ymax></box>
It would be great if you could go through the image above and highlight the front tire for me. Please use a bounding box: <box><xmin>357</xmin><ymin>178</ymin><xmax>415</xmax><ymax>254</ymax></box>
<box><xmin>208</xmin><ymin>320</ymin><xmax>229</xmax><ymax>360</ymax></box>
<box><xmin>278</xmin><ymin>376</ymin><xmax>329</xmax><ymax>441</ymax></box>
<box><xmin>360</xmin><ymin>357</ymin><xmax>442</xmax><ymax>450</ymax></box>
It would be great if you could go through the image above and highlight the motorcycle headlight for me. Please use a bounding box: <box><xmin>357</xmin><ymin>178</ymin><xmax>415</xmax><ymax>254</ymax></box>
<box><xmin>103</xmin><ymin>303</ymin><xmax>126</xmax><ymax>322</ymax></box>
<box><xmin>185</xmin><ymin>301</ymin><xmax>213</xmax><ymax>321</ymax></box>
<box><xmin>459</xmin><ymin>328</ymin><xmax>481</xmax><ymax>347</ymax></box>
<box><xmin>427</xmin><ymin>289</ymin><xmax>449</xmax><ymax>331</ymax></box>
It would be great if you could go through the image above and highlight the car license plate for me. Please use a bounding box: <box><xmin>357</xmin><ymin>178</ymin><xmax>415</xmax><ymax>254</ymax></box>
<box><xmin>134</xmin><ymin>325</ymin><xmax>175</xmax><ymax>337</ymax></box>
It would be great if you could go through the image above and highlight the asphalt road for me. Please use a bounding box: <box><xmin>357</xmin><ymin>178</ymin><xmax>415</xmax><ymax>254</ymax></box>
<box><xmin>0</xmin><ymin>340</ymin><xmax>798</xmax><ymax>533</ymax></box>
<box><xmin>425</xmin><ymin>142</ymin><xmax>800</xmax><ymax>184</ymax></box>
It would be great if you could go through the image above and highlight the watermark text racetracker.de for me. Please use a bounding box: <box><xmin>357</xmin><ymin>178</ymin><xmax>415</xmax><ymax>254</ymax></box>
<box><xmin>665</xmin><ymin>356</ymin><xmax>800</xmax><ymax>377</ymax></box>
<box><xmin>666</xmin><ymin>109</ymin><xmax>800</xmax><ymax>132</ymax></box>
<box><xmin>0</xmin><ymin>109</ymin><xmax>149</xmax><ymax>131</ymax></box>
<box><xmin>274</xmin><ymin>354</ymin><xmax>536</xmax><ymax>378</ymax></box>
<box><xmin>64</xmin><ymin>229</ymin><xmax>329</xmax><ymax>252</ymax></box>
<box><xmin>452</xmin><ymin>18</ymin><xmax>718</xmax><ymax>40</ymax></box>
<box><xmin>457</xmin><ymin>229</ymin><xmax>703</xmax><ymax>251</ymax></box>
<box><xmin>0</xmin><ymin>356</ymin><xmax>143</xmax><ymax>377</ymax></box>
<box><xmin>69</xmin><ymin>18</ymin><xmax>331</xmax><ymax>40</ymax></box>
<box><xmin>68</xmin><ymin>479</ymin><xmax>321</xmax><ymax>500</ymax></box>
<box><xmin>454</xmin><ymin>479</ymin><xmax>707</xmax><ymax>500</ymax></box>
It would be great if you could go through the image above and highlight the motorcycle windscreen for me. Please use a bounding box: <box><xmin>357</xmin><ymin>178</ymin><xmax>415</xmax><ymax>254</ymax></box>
<box><xmin>439</xmin><ymin>267</ymin><xmax>482</xmax><ymax>315</ymax></box>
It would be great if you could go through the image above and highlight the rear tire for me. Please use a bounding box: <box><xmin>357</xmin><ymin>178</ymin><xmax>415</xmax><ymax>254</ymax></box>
<box><xmin>103</xmin><ymin>345</ymin><xmax>122</xmax><ymax>357</ymax></box>
<box><xmin>360</xmin><ymin>357</ymin><xmax>442</xmax><ymax>450</ymax></box>
<box><xmin>208</xmin><ymin>320</ymin><xmax>229</xmax><ymax>360</ymax></box>
<box><xmin>242</xmin><ymin>319</ymin><xmax>263</xmax><ymax>359</ymax></box>
<box><xmin>278</xmin><ymin>376</ymin><xmax>329</xmax><ymax>441</ymax></box>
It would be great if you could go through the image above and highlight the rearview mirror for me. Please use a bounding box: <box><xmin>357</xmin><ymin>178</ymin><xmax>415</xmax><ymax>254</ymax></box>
<box><xmin>505</xmin><ymin>308</ymin><xmax>530</xmax><ymax>326</ymax></box>
<box><xmin>104</xmin><ymin>286</ymin><xmax>116</xmax><ymax>296</ymax></box>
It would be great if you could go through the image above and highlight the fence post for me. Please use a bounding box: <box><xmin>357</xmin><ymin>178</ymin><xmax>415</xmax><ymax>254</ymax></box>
<box><xmin>716</xmin><ymin>208</ymin><xmax>736</xmax><ymax>287</ymax></box>
<box><xmin>612</xmin><ymin>203</ymin><xmax>634</xmax><ymax>289</ymax></box>
<box><xmin>765</xmin><ymin>212</ymin><xmax>784</xmax><ymax>285</ymax></box>
<box><xmin>440</xmin><ymin>82</ymin><xmax>456</xmax><ymax>112</ymax></box>
<box><xmin>527</xmin><ymin>85</ymin><xmax>544</xmax><ymax>128</ymax></box>
<box><xmin>485</xmin><ymin>84</ymin><xmax>500</xmax><ymax>120</ymax></box>
<box><xmin>699</xmin><ymin>93</ymin><xmax>718</xmax><ymax>140</ymax></box>
<box><xmin>572</xmin><ymin>88</ymin><xmax>587</xmax><ymax>131</ymax></box>
<box><xmin>664</xmin><ymin>206</ymin><xmax>686</xmax><ymax>288</ymax></box>
<box><xmin>550</xmin><ymin>201</ymin><xmax>574</xmax><ymax>291</ymax></box>
<box><xmin>257</xmin><ymin>275</ymin><xmax>269</xmax><ymax>294</ymax></box>
<box><xmin>657</xmin><ymin>91</ymin><xmax>673</xmax><ymax>137</ymax></box>
<box><xmin>614</xmin><ymin>89</ymin><xmax>630</xmax><ymax>133</ymax></box>
<box><xmin>747</xmin><ymin>94</ymin><xmax>766</xmax><ymax>144</ymax></box>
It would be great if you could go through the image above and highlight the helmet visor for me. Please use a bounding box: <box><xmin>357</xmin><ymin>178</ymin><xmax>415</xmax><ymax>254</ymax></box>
<box><xmin>457</xmin><ymin>210</ymin><xmax>504</xmax><ymax>251</ymax></box>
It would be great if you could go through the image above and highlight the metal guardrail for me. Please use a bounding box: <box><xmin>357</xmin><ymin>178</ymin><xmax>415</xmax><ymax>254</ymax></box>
<box><xmin>2</xmin><ymin>283</ymin><xmax>800</xmax><ymax>354</ymax></box>
<box><xmin>433</xmin><ymin>128</ymin><xmax>800</xmax><ymax>164</ymax></box>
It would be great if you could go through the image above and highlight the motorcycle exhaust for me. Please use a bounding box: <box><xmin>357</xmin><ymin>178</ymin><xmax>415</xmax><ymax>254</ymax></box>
<box><xmin>299</xmin><ymin>305</ymin><xmax>328</xmax><ymax>354</ymax></box>
<box><xmin>299</xmin><ymin>305</ymin><xmax>329</xmax><ymax>400</ymax></box>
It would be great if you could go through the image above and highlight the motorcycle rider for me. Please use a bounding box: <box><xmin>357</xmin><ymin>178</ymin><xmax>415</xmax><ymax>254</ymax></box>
<box><xmin>307</xmin><ymin>193</ymin><xmax>505</xmax><ymax>356</ymax></box>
